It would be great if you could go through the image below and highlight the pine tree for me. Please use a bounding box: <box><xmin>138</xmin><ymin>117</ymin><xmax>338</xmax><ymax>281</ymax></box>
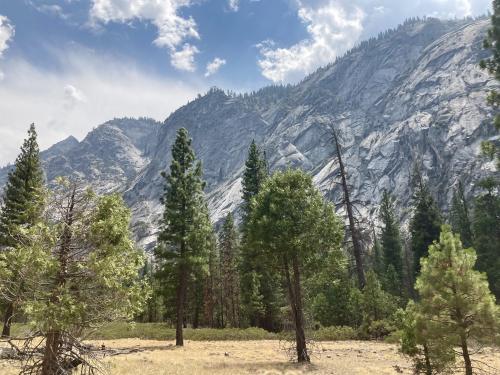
<box><xmin>241</xmin><ymin>140</ymin><xmax>267</xmax><ymax>226</ymax></box>
<box><xmin>480</xmin><ymin>0</ymin><xmax>500</xmax><ymax>166</ymax></box>
<box><xmin>239</xmin><ymin>140</ymin><xmax>281</xmax><ymax>330</ymax></box>
<box><xmin>0</xmin><ymin>124</ymin><xmax>44</xmax><ymax>246</ymax></box>
<box><xmin>0</xmin><ymin>124</ymin><xmax>45</xmax><ymax>338</ymax></box>
<box><xmin>412</xmin><ymin>227</ymin><xmax>499</xmax><ymax>375</ymax></box>
<box><xmin>156</xmin><ymin>128</ymin><xmax>212</xmax><ymax>346</ymax></box>
<box><xmin>247</xmin><ymin>169</ymin><xmax>344</xmax><ymax>362</ymax></box>
<box><xmin>409</xmin><ymin>166</ymin><xmax>441</xmax><ymax>277</ymax></box>
<box><xmin>449</xmin><ymin>181</ymin><xmax>474</xmax><ymax>248</ymax></box>
<box><xmin>379</xmin><ymin>190</ymin><xmax>404</xmax><ymax>293</ymax></box>
<box><xmin>219</xmin><ymin>213</ymin><xmax>240</xmax><ymax>328</ymax></box>
<box><xmin>472</xmin><ymin>177</ymin><xmax>500</xmax><ymax>299</ymax></box>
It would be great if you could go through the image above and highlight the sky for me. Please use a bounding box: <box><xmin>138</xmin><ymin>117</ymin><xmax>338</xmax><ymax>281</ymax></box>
<box><xmin>0</xmin><ymin>0</ymin><xmax>492</xmax><ymax>166</ymax></box>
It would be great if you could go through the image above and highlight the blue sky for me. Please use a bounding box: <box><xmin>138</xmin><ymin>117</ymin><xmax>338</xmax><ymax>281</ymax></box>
<box><xmin>0</xmin><ymin>0</ymin><xmax>492</xmax><ymax>165</ymax></box>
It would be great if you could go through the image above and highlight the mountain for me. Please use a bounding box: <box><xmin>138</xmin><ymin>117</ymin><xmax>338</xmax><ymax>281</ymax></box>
<box><xmin>0</xmin><ymin>17</ymin><xmax>497</xmax><ymax>250</ymax></box>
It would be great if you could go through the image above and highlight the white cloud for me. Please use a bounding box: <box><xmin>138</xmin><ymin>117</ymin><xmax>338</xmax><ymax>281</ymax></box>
<box><xmin>0</xmin><ymin>49</ymin><xmax>204</xmax><ymax>166</ymax></box>
<box><xmin>63</xmin><ymin>84</ymin><xmax>86</xmax><ymax>109</ymax></box>
<box><xmin>170</xmin><ymin>43</ymin><xmax>199</xmax><ymax>71</ymax></box>
<box><xmin>256</xmin><ymin>0</ymin><xmax>488</xmax><ymax>83</ymax></box>
<box><xmin>205</xmin><ymin>57</ymin><xmax>226</xmax><ymax>77</ymax></box>
<box><xmin>90</xmin><ymin>0</ymin><xmax>199</xmax><ymax>71</ymax></box>
<box><xmin>257</xmin><ymin>1</ymin><xmax>365</xmax><ymax>83</ymax></box>
<box><xmin>0</xmin><ymin>15</ymin><xmax>14</xmax><ymax>58</ymax></box>
<box><xmin>228</xmin><ymin>0</ymin><xmax>239</xmax><ymax>12</ymax></box>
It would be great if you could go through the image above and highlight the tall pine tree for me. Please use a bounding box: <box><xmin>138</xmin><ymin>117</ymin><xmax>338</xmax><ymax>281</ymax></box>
<box><xmin>156</xmin><ymin>128</ymin><xmax>212</xmax><ymax>346</ymax></box>
<box><xmin>409</xmin><ymin>166</ymin><xmax>441</xmax><ymax>277</ymax></box>
<box><xmin>480</xmin><ymin>0</ymin><xmax>500</xmax><ymax>166</ymax></box>
<box><xmin>239</xmin><ymin>140</ymin><xmax>281</xmax><ymax>330</ymax></box>
<box><xmin>0</xmin><ymin>124</ymin><xmax>44</xmax><ymax>337</ymax></box>
<box><xmin>379</xmin><ymin>190</ymin><xmax>404</xmax><ymax>294</ymax></box>
<box><xmin>472</xmin><ymin>177</ymin><xmax>500</xmax><ymax>299</ymax></box>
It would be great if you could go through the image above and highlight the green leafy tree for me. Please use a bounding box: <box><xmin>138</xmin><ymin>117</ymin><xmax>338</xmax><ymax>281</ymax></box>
<box><xmin>480</xmin><ymin>0</ymin><xmax>500</xmax><ymax>166</ymax></box>
<box><xmin>405</xmin><ymin>227</ymin><xmax>499</xmax><ymax>375</ymax></box>
<box><xmin>379</xmin><ymin>190</ymin><xmax>404</xmax><ymax>293</ymax></box>
<box><xmin>409</xmin><ymin>167</ymin><xmax>442</xmax><ymax>277</ymax></box>
<box><xmin>247</xmin><ymin>169</ymin><xmax>343</xmax><ymax>362</ymax></box>
<box><xmin>0</xmin><ymin>124</ymin><xmax>45</xmax><ymax>337</ymax></box>
<box><xmin>156</xmin><ymin>128</ymin><xmax>212</xmax><ymax>346</ymax></box>
<box><xmin>0</xmin><ymin>180</ymin><xmax>148</xmax><ymax>374</ymax></box>
<box><xmin>472</xmin><ymin>177</ymin><xmax>500</xmax><ymax>298</ymax></box>
<box><xmin>218</xmin><ymin>213</ymin><xmax>240</xmax><ymax>328</ymax></box>
<box><xmin>449</xmin><ymin>181</ymin><xmax>474</xmax><ymax>248</ymax></box>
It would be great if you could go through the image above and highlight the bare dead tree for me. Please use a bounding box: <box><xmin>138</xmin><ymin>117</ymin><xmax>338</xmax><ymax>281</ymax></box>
<box><xmin>327</xmin><ymin>124</ymin><xmax>366</xmax><ymax>288</ymax></box>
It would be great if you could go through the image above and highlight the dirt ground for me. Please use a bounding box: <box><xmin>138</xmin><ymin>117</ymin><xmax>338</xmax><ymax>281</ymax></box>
<box><xmin>1</xmin><ymin>339</ymin><xmax>499</xmax><ymax>375</ymax></box>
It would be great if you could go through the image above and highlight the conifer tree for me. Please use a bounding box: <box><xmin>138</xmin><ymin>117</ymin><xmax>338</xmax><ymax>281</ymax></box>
<box><xmin>239</xmin><ymin>140</ymin><xmax>280</xmax><ymax>330</ymax></box>
<box><xmin>450</xmin><ymin>181</ymin><xmax>474</xmax><ymax>248</ymax></box>
<box><xmin>409</xmin><ymin>227</ymin><xmax>499</xmax><ymax>375</ymax></box>
<box><xmin>156</xmin><ymin>128</ymin><xmax>212</xmax><ymax>346</ymax></box>
<box><xmin>247</xmin><ymin>169</ymin><xmax>343</xmax><ymax>362</ymax></box>
<box><xmin>0</xmin><ymin>124</ymin><xmax>44</xmax><ymax>337</ymax></box>
<box><xmin>379</xmin><ymin>190</ymin><xmax>404</xmax><ymax>292</ymax></box>
<box><xmin>219</xmin><ymin>213</ymin><xmax>240</xmax><ymax>328</ymax></box>
<box><xmin>409</xmin><ymin>167</ymin><xmax>441</xmax><ymax>277</ymax></box>
<box><xmin>480</xmin><ymin>0</ymin><xmax>500</xmax><ymax>166</ymax></box>
<box><xmin>472</xmin><ymin>177</ymin><xmax>500</xmax><ymax>298</ymax></box>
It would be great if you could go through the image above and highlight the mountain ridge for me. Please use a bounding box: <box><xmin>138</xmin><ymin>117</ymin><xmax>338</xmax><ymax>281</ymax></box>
<box><xmin>0</xmin><ymin>16</ymin><xmax>497</xmax><ymax>249</ymax></box>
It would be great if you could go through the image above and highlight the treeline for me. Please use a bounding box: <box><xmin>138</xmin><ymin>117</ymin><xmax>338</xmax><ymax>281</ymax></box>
<box><xmin>137</xmin><ymin>123</ymin><xmax>498</xmax><ymax>372</ymax></box>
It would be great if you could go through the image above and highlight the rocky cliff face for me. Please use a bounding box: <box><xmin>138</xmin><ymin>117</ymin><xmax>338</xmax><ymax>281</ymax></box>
<box><xmin>1</xmin><ymin>17</ymin><xmax>497</xmax><ymax>249</ymax></box>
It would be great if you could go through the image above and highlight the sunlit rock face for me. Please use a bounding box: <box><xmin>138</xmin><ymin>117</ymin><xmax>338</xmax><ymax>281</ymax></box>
<box><xmin>1</xmin><ymin>18</ymin><xmax>497</xmax><ymax>249</ymax></box>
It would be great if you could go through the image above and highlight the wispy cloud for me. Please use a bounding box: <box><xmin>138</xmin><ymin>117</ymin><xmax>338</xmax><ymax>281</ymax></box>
<box><xmin>90</xmin><ymin>0</ymin><xmax>200</xmax><ymax>71</ymax></box>
<box><xmin>205</xmin><ymin>57</ymin><xmax>226</xmax><ymax>77</ymax></box>
<box><xmin>0</xmin><ymin>15</ymin><xmax>14</xmax><ymax>58</ymax></box>
<box><xmin>0</xmin><ymin>48</ymin><xmax>204</xmax><ymax>165</ymax></box>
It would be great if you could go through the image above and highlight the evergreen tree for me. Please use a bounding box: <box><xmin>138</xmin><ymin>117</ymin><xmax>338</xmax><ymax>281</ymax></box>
<box><xmin>219</xmin><ymin>213</ymin><xmax>240</xmax><ymax>328</ymax></box>
<box><xmin>449</xmin><ymin>181</ymin><xmax>474</xmax><ymax>248</ymax></box>
<box><xmin>241</xmin><ymin>140</ymin><xmax>267</xmax><ymax>226</ymax></box>
<box><xmin>247</xmin><ymin>169</ymin><xmax>344</xmax><ymax>362</ymax></box>
<box><xmin>409</xmin><ymin>167</ymin><xmax>441</xmax><ymax>277</ymax></box>
<box><xmin>409</xmin><ymin>227</ymin><xmax>499</xmax><ymax>375</ymax></box>
<box><xmin>0</xmin><ymin>124</ymin><xmax>44</xmax><ymax>246</ymax></box>
<box><xmin>379</xmin><ymin>190</ymin><xmax>404</xmax><ymax>292</ymax></box>
<box><xmin>480</xmin><ymin>0</ymin><xmax>500</xmax><ymax>166</ymax></box>
<box><xmin>239</xmin><ymin>140</ymin><xmax>281</xmax><ymax>330</ymax></box>
<box><xmin>472</xmin><ymin>177</ymin><xmax>500</xmax><ymax>298</ymax></box>
<box><xmin>156</xmin><ymin>128</ymin><xmax>212</xmax><ymax>346</ymax></box>
<box><xmin>0</xmin><ymin>124</ymin><xmax>45</xmax><ymax>337</ymax></box>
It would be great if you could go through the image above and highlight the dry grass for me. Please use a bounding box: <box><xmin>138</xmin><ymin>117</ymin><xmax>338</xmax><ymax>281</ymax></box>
<box><xmin>1</xmin><ymin>339</ymin><xmax>499</xmax><ymax>375</ymax></box>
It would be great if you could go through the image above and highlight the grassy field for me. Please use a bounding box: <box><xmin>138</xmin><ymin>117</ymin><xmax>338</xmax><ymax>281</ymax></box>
<box><xmin>1</xmin><ymin>339</ymin><xmax>499</xmax><ymax>375</ymax></box>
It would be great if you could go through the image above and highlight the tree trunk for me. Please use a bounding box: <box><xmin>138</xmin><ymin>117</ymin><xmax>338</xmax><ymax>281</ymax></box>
<box><xmin>283</xmin><ymin>255</ymin><xmax>310</xmax><ymax>363</ymax></box>
<box><xmin>176</xmin><ymin>263</ymin><xmax>188</xmax><ymax>346</ymax></box>
<box><xmin>460</xmin><ymin>332</ymin><xmax>473</xmax><ymax>375</ymax></box>
<box><xmin>41</xmin><ymin>330</ymin><xmax>61</xmax><ymax>375</ymax></box>
<box><xmin>1</xmin><ymin>302</ymin><xmax>14</xmax><ymax>337</ymax></box>
<box><xmin>423</xmin><ymin>343</ymin><xmax>432</xmax><ymax>375</ymax></box>
<box><xmin>331</xmin><ymin>127</ymin><xmax>366</xmax><ymax>288</ymax></box>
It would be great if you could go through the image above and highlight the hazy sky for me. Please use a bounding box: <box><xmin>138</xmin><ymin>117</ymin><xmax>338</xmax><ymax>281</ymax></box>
<box><xmin>0</xmin><ymin>0</ymin><xmax>492</xmax><ymax>165</ymax></box>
